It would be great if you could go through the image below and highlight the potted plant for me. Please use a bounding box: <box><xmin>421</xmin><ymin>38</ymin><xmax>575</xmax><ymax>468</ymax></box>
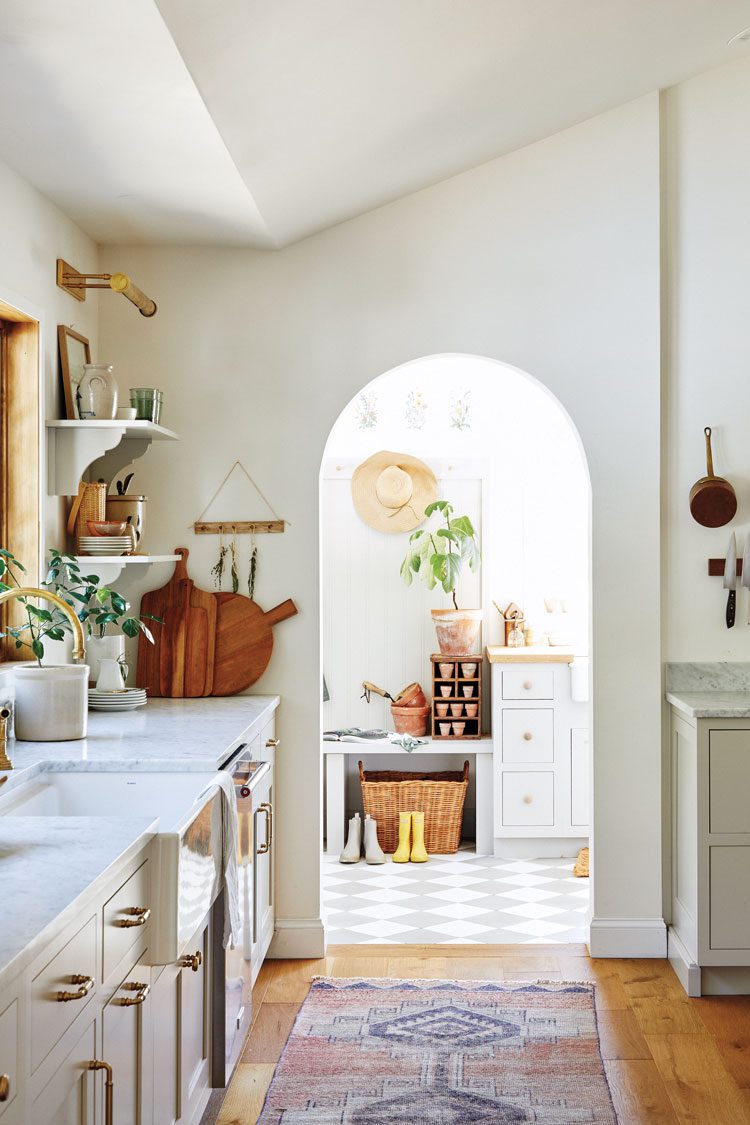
<box><xmin>0</xmin><ymin>548</ymin><xmax>156</xmax><ymax>741</ymax></box>
<box><xmin>400</xmin><ymin>500</ymin><xmax>482</xmax><ymax>655</ymax></box>
<box><xmin>44</xmin><ymin>550</ymin><xmax>156</xmax><ymax>682</ymax></box>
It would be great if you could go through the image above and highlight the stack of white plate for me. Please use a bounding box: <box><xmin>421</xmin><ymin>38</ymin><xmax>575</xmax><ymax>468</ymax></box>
<box><xmin>89</xmin><ymin>688</ymin><xmax>147</xmax><ymax>711</ymax></box>
<box><xmin>78</xmin><ymin>536</ymin><xmax>133</xmax><ymax>557</ymax></box>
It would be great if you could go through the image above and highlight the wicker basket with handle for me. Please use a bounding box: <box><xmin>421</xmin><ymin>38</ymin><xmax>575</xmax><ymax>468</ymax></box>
<box><xmin>67</xmin><ymin>481</ymin><xmax>107</xmax><ymax>553</ymax></box>
<box><xmin>358</xmin><ymin>760</ymin><xmax>469</xmax><ymax>854</ymax></box>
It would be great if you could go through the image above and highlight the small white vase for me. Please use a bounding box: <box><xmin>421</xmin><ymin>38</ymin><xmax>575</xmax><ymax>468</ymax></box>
<box><xmin>13</xmin><ymin>665</ymin><xmax>90</xmax><ymax>741</ymax></box>
<box><xmin>86</xmin><ymin>634</ymin><xmax>126</xmax><ymax>683</ymax></box>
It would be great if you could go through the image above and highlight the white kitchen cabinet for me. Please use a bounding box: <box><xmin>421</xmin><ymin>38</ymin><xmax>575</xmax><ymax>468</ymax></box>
<box><xmin>30</xmin><ymin>1017</ymin><xmax>97</xmax><ymax>1125</ymax></box>
<box><xmin>151</xmin><ymin>963</ymin><xmax>179</xmax><ymax>1125</ymax></box>
<box><xmin>0</xmin><ymin>997</ymin><xmax>19</xmax><ymax>1124</ymax></box>
<box><xmin>252</xmin><ymin>764</ymin><xmax>275</xmax><ymax>975</ymax></box>
<box><xmin>178</xmin><ymin>917</ymin><xmax>211</xmax><ymax>1125</ymax></box>
<box><xmin>489</xmin><ymin>653</ymin><xmax>589</xmax><ymax>858</ymax></box>
<box><xmin>102</xmin><ymin>954</ymin><xmax>153</xmax><ymax>1125</ymax></box>
<box><xmin>668</xmin><ymin>711</ymin><xmax>750</xmax><ymax>996</ymax></box>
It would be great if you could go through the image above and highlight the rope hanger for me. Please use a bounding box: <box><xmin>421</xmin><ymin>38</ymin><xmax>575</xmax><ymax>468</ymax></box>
<box><xmin>192</xmin><ymin>459</ymin><xmax>290</xmax><ymax>534</ymax></box>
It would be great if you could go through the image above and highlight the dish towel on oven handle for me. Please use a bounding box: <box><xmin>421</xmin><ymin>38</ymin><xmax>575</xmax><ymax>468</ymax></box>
<box><xmin>196</xmin><ymin>771</ymin><xmax>241</xmax><ymax>948</ymax></box>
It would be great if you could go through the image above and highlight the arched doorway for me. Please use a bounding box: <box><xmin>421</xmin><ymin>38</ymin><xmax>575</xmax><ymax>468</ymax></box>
<box><xmin>320</xmin><ymin>354</ymin><xmax>592</xmax><ymax>945</ymax></box>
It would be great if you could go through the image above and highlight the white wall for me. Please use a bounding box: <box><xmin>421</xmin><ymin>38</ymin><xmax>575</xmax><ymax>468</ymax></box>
<box><xmin>0</xmin><ymin>154</ymin><xmax>100</xmax><ymax>555</ymax></box>
<box><xmin>98</xmin><ymin>92</ymin><xmax>662</xmax><ymax>952</ymax></box>
<box><xmin>664</xmin><ymin>56</ymin><xmax>750</xmax><ymax>659</ymax></box>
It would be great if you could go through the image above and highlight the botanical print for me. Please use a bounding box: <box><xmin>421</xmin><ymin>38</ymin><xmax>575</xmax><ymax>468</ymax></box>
<box><xmin>449</xmin><ymin>391</ymin><xmax>471</xmax><ymax>430</ymax></box>
<box><xmin>355</xmin><ymin>391</ymin><xmax>378</xmax><ymax>429</ymax></box>
<box><xmin>405</xmin><ymin>390</ymin><xmax>427</xmax><ymax>430</ymax></box>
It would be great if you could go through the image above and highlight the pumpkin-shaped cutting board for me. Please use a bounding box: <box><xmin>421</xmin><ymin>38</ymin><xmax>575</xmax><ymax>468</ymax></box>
<box><xmin>211</xmin><ymin>592</ymin><xmax>298</xmax><ymax>696</ymax></box>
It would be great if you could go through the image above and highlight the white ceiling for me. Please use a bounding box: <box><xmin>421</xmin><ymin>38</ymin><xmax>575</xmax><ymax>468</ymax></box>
<box><xmin>2</xmin><ymin>1</ymin><xmax>750</xmax><ymax>247</ymax></box>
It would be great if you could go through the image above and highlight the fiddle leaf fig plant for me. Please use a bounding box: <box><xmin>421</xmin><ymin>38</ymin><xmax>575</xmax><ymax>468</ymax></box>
<box><xmin>399</xmin><ymin>500</ymin><xmax>480</xmax><ymax>610</ymax></box>
<box><xmin>0</xmin><ymin>547</ymin><xmax>158</xmax><ymax>666</ymax></box>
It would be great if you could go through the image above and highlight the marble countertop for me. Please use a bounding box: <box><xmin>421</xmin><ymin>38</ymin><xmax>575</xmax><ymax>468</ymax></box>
<box><xmin>0</xmin><ymin>695</ymin><xmax>279</xmax><ymax>990</ymax></box>
<box><xmin>666</xmin><ymin>691</ymin><xmax>750</xmax><ymax>718</ymax></box>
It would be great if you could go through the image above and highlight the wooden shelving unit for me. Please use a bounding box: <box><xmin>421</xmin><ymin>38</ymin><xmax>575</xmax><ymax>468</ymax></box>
<box><xmin>73</xmin><ymin>554</ymin><xmax>181</xmax><ymax>585</ymax></box>
<box><xmin>46</xmin><ymin>419</ymin><xmax>178</xmax><ymax>496</ymax></box>
<box><xmin>430</xmin><ymin>653</ymin><xmax>483</xmax><ymax>739</ymax></box>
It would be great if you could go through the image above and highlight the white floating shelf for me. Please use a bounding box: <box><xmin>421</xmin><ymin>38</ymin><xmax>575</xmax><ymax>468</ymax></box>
<box><xmin>46</xmin><ymin>420</ymin><xmax>179</xmax><ymax>496</ymax></box>
<box><xmin>75</xmin><ymin>554</ymin><xmax>181</xmax><ymax>585</ymax></box>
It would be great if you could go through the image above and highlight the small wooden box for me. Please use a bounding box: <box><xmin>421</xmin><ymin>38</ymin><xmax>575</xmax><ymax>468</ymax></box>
<box><xmin>430</xmin><ymin>653</ymin><xmax>482</xmax><ymax>739</ymax></box>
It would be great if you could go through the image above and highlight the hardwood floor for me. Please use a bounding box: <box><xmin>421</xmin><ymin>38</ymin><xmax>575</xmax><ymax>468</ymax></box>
<box><xmin>216</xmin><ymin>944</ymin><xmax>750</xmax><ymax>1124</ymax></box>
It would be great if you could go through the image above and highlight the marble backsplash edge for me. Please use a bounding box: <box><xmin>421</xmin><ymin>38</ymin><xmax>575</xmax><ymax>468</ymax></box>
<box><xmin>666</xmin><ymin>662</ymin><xmax>750</xmax><ymax>692</ymax></box>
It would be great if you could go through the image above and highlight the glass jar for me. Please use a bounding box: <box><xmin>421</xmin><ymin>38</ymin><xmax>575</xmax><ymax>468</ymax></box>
<box><xmin>78</xmin><ymin>364</ymin><xmax>118</xmax><ymax>419</ymax></box>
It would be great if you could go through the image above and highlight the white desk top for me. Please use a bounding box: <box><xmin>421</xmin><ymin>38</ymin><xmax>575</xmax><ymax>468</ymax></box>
<box><xmin>322</xmin><ymin>736</ymin><xmax>493</xmax><ymax>755</ymax></box>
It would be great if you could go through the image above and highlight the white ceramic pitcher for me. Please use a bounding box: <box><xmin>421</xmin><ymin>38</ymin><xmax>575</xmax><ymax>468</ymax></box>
<box><xmin>96</xmin><ymin>658</ymin><xmax>127</xmax><ymax>691</ymax></box>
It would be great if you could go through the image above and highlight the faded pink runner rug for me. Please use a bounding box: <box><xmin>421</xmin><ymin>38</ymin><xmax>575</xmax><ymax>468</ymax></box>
<box><xmin>257</xmin><ymin>977</ymin><xmax>618</xmax><ymax>1123</ymax></box>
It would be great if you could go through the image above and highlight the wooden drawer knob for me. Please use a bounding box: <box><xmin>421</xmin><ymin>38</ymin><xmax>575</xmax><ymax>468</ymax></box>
<box><xmin>523</xmin><ymin>681</ymin><xmax>533</xmax><ymax>690</ymax></box>
<box><xmin>522</xmin><ymin>731</ymin><xmax>533</xmax><ymax>741</ymax></box>
<box><xmin>0</xmin><ymin>1075</ymin><xmax>10</xmax><ymax>1101</ymax></box>
<box><xmin>522</xmin><ymin>794</ymin><xmax>533</xmax><ymax>805</ymax></box>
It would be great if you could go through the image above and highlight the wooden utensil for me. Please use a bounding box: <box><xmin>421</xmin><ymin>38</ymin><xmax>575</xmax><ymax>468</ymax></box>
<box><xmin>689</xmin><ymin>427</ymin><xmax>737</xmax><ymax>528</ymax></box>
<box><xmin>211</xmin><ymin>593</ymin><xmax>298</xmax><ymax>696</ymax></box>
<box><xmin>136</xmin><ymin>547</ymin><xmax>217</xmax><ymax>696</ymax></box>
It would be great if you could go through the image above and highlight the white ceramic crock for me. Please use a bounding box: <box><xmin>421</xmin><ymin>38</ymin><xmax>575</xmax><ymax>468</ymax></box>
<box><xmin>13</xmin><ymin>665</ymin><xmax>90</xmax><ymax>741</ymax></box>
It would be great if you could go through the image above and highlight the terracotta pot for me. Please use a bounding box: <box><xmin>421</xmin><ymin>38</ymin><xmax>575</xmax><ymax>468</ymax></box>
<box><xmin>390</xmin><ymin>703</ymin><xmax>429</xmax><ymax>737</ymax></box>
<box><xmin>431</xmin><ymin>608</ymin><xmax>482</xmax><ymax>656</ymax></box>
<box><xmin>435</xmin><ymin>702</ymin><xmax>449</xmax><ymax>717</ymax></box>
<box><xmin>394</xmin><ymin>682</ymin><xmax>427</xmax><ymax>708</ymax></box>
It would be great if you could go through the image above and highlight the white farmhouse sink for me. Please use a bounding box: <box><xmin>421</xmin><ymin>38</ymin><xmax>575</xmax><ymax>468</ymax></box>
<box><xmin>0</xmin><ymin>768</ymin><xmax>225</xmax><ymax>964</ymax></box>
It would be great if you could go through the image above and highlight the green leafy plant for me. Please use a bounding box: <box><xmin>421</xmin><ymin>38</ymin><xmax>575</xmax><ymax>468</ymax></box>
<box><xmin>399</xmin><ymin>500</ymin><xmax>480</xmax><ymax>610</ymax></box>
<box><xmin>0</xmin><ymin>548</ymin><xmax>158</xmax><ymax>666</ymax></box>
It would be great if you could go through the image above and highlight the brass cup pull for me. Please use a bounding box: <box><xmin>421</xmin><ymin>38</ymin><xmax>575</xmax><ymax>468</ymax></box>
<box><xmin>181</xmin><ymin>950</ymin><xmax>202</xmax><ymax>972</ymax></box>
<box><xmin>266</xmin><ymin>737</ymin><xmax>280</xmax><ymax>748</ymax></box>
<box><xmin>88</xmin><ymin>1060</ymin><xmax>114</xmax><ymax>1125</ymax></box>
<box><xmin>115</xmin><ymin>981</ymin><xmax>150</xmax><ymax>1006</ymax></box>
<box><xmin>0</xmin><ymin>1074</ymin><xmax>10</xmax><ymax>1102</ymax></box>
<box><xmin>117</xmin><ymin>906</ymin><xmax>151</xmax><ymax>928</ymax></box>
<box><xmin>57</xmin><ymin>973</ymin><xmax>94</xmax><ymax>1002</ymax></box>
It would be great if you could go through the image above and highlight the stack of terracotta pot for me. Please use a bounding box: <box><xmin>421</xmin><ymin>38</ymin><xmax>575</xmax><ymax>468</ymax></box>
<box><xmin>390</xmin><ymin>682</ymin><xmax>429</xmax><ymax>737</ymax></box>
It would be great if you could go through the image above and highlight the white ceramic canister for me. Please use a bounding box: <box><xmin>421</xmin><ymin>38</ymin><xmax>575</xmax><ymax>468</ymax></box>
<box><xmin>13</xmin><ymin>665</ymin><xmax>89</xmax><ymax>741</ymax></box>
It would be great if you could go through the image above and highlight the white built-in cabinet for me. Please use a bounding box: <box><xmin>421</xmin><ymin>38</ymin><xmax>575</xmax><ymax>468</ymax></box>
<box><xmin>0</xmin><ymin>848</ymin><xmax>216</xmax><ymax>1125</ymax></box>
<box><xmin>668</xmin><ymin>709</ymin><xmax>750</xmax><ymax>996</ymax></box>
<box><xmin>490</xmin><ymin>657</ymin><xmax>590</xmax><ymax>857</ymax></box>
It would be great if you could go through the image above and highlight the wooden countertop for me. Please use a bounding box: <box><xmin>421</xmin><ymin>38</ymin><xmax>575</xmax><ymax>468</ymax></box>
<box><xmin>485</xmin><ymin>645</ymin><xmax>576</xmax><ymax>664</ymax></box>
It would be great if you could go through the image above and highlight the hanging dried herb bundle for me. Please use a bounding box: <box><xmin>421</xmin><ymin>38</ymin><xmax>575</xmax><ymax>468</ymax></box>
<box><xmin>211</xmin><ymin>539</ymin><xmax>228</xmax><ymax>589</ymax></box>
<box><xmin>230</xmin><ymin>535</ymin><xmax>239</xmax><ymax>594</ymax></box>
<box><xmin>248</xmin><ymin>538</ymin><xmax>258</xmax><ymax>600</ymax></box>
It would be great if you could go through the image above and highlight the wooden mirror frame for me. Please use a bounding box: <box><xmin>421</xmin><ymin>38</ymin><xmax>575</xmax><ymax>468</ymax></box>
<box><xmin>57</xmin><ymin>324</ymin><xmax>91</xmax><ymax>420</ymax></box>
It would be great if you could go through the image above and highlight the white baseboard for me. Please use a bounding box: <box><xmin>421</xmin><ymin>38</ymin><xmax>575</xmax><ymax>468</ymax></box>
<box><xmin>589</xmin><ymin>916</ymin><xmax>667</xmax><ymax>958</ymax></box>
<box><xmin>667</xmin><ymin>927</ymin><xmax>701</xmax><ymax>996</ymax></box>
<box><xmin>267</xmin><ymin>918</ymin><xmax>326</xmax><ymax>959</ymax></box>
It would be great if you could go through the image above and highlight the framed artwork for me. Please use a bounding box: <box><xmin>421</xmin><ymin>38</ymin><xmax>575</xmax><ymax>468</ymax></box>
<box><xmin>57</xmin><ymin>325</ymin><xmax>90</xmax><ymax>419</ymax></box>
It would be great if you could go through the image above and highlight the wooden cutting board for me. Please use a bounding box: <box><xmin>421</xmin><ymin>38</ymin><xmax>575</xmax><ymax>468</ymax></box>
<box><xmin>137</xmin><ymin>547</ymin><xmax>217</xmax><ymax>697</ymax></box>
<box><xmin>211</xmin><ymin>593</ymin><xmax>298</xmax><ymax>696</ymax></box>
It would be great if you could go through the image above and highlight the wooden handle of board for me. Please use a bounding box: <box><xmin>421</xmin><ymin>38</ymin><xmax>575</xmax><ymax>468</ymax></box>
<box><xmin>705</xmin><ymin>427</ymin><xmax>715</xmax><ymax>477</ymax></box>
<box><xmin>263</xmin><ymin>599</ymin><xmax>298</xmax><ymax>627</ymax></box>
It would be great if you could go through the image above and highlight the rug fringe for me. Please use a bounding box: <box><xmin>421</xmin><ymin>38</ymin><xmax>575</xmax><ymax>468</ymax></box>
<box><xmin>310</xmin><ymin>974</ymin><xmax>595</xmax><ymax>989</ymax></box>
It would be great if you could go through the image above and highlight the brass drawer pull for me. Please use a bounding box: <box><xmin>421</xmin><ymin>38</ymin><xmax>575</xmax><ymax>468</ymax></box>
<box><xmin>523</xmin><ymin>680</ymin><xmax>533</xmax><ymax>690</ymax></box>
<box><xmin>181</xmin><ymin>950</ymin><xmax>202</xmax><ymax>972</ymax></box>
<box><xmin>57</xmin><ymin>974</ymin><xmax>94</xmax><ymax>1002</ymax></box>
<box><xmin>88</xmin><ymin>1060</ymin><xmax>114</xmax><ymax>1125</ymax></box>
<box><xmin>0</xmin><ymin>1074</ymin><xmax>9</xmax><ymax>1101</ymax></box>
<box><xmin>522</xmin><ymin>731</ymin><xmax>533</xmax><ymax>741</ymax></box>
<box><xmin>257</xmin><ymin>802</ymin><xmax>272</xmax><ymax>854</ymax></box>
<box><xmin>115</xmin><ymin>981</ymin><xmax>150</xmax><ymax>1007</ymax></box>
<box><xmin>117</xmin><ymin>906</ymin><xmax>151</xmax><ymax>928</ymax></box>
<box><xmin>266</xmin><ymin>737</ymin><xmax>280</xmax><ymax>749</ymax></box>
<box><xmin>522</xmin><ymin>794</ymin><xmax>534</xmax><ymax>805</ymax></box>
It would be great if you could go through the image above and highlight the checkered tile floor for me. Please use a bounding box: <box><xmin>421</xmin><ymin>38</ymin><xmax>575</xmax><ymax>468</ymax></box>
<box><xmin>322</xmin><ymin>845</ymin><xmax>590</xmax><ymax>944</ymax></box>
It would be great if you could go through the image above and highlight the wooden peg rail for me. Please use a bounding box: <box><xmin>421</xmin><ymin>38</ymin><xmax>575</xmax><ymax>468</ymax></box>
<box><xmin>194</xmin><ymin>520</ymin><xmax>285</xmax><ymax>535</ymax></box>
<box><xmin>708</xmin><ymin>558</ymin><xmax>743</xmax><ymax>577</ymax></box>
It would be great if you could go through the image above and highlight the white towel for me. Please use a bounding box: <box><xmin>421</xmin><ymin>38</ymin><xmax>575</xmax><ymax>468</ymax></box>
<box><xmin>196</xmin><ymin>772</ymin><xmax>241</xmax><ymax>949</ymax></box>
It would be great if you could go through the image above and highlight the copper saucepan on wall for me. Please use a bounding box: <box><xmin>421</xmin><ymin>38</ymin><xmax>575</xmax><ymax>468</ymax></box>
<box><xmin>689</xmin><ymin>427</ymin><xmax>737</xmax><ymax>528</ymax></box>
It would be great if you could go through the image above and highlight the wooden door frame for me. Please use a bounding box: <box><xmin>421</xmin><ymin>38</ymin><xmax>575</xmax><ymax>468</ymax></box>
<box><xmin>0</xmin><ymin>296</ymin><xmax>41</xmax><ymax>659</ymax></box>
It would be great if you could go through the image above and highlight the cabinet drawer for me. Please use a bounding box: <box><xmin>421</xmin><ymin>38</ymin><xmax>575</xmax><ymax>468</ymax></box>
<box><xmin>502</xmin><ymin>668</ymin><xmax>554</xmax><ymax>700</ymax></box>
<box><xmin>710</xmin><ymin>846</ymin><xmax>750</xmax><ymax>949</ymax></box>
<box><xmin>0</xmin><ymin>1000</ymin><xmax>18</xmax><ymax>1118</ymax></box>
<box><xmin>31</xmin><ymin>915</ymin><xmax>97</xmax><ymax>1072</ymax></box>
<box><xmin>502</xmin><ymin>709</ymin><xmax>553</xmax><ymax>762</ymax></box>
<box><xmin>502</xmin><ymin>772</ymin><xmax>554</xmax><ymax>826</ymax></box>
<box><xmin>709</xmin><ymin>732</ymin><xmax>750</xmax><ymax>833</ymax></box>
<box><xmin>103</xmin><ymin>861</ymin><xmax>150</xmax><ymax>980</ymax></box>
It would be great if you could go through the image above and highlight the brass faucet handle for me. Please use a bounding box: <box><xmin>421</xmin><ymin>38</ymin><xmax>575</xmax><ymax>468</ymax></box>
<box><xmin>0</xmin><ymin>706</ymin><xmax>12</xmax><ymax>772</ymax></box>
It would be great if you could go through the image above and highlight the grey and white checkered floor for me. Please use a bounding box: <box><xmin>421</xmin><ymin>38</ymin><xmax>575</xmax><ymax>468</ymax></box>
<box><xmin>322</xmin><ymin>844</ymin><xmax>590</xmax><ymax>944</ymax></box>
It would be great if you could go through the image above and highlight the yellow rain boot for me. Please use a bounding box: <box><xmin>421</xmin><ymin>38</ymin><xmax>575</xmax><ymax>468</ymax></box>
<box><xmin>392</xmin><ymin>812</ymin><xmax>412</xmax><ymax>863</ymax></box>
<box><xmin>410</xmin><ymin>811</ymin><xmax>429</xmax><ymax>863</ymax></box>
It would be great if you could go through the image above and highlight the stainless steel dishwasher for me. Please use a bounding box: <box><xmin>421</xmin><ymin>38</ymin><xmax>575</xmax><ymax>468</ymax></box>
<box><xmin>213</xmin><ymin>745</ymin><xmax>271</xmax><ymax>1086</ymax></box>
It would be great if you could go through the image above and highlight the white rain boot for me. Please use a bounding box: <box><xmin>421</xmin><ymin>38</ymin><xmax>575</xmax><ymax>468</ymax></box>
<box><xmin>339</xmin><ymin>813</ymin><xmax>362</xmax><ymax>863</ymax></box>
<box><xmin>364</xmin><ymin>814</ymin><xmax>386</xmax><ymax>865</ymax></box>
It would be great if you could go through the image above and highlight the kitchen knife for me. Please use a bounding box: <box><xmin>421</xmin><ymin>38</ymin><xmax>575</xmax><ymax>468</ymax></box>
<box><xmin>743</xmin><ymin>535</ymin><xmax>750</xmax><ymax>623</ymax></box>
<box><xmin>724</xmin><ymin>532</ymin><xmax>737</xmax><ymax>628</ymax></box>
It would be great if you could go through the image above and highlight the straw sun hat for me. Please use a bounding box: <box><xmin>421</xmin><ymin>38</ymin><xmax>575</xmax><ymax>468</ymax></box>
<box><xmin>351</xmin><ymin>451</ymin><xmax>438</xmax><ymax>533</ymax></box>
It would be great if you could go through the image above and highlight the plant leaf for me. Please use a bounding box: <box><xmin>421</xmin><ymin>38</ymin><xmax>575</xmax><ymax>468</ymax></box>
<box><xmin>424</xmin><ymin>500</ymin><xmax>449</xmax><ymax>517</ymax></box>
<box><xmin>32</xmin><ymin>638</ymin><xmax>44</xmax><ymax>660</ymax></box>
